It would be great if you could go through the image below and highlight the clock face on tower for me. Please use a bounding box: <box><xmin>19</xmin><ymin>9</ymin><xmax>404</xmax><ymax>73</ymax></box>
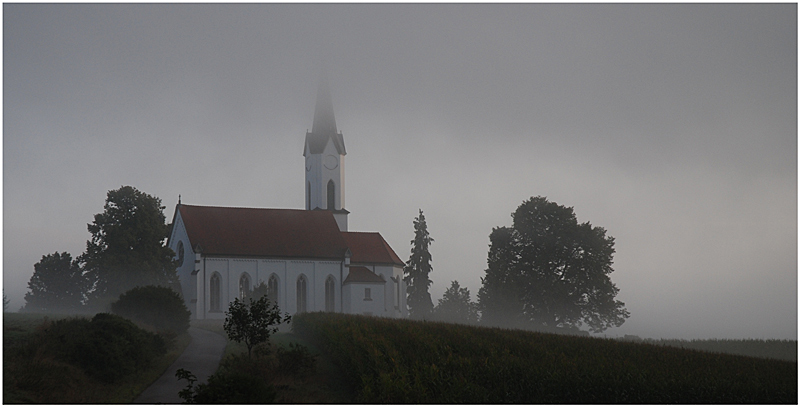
<box><xmin>324</xmin><ymin>154</ymin><xmax>339</xmax><ymax>170</ymax></box>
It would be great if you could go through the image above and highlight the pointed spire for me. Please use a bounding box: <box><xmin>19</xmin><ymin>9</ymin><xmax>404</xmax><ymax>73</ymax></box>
<box><xmin>304</xmin><ymin>73</ymin><xmax>346</xmax><ymax>156</ymax></box>
<box><xmin>312</xmin><ymin>75</ymin><xmax>337</xmax><ymax>136</ymax></box>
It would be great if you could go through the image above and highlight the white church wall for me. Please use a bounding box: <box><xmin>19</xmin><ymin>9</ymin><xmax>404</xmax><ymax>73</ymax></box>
<box><xmin>167</xmin><ymin>212</ymin><xmax>197</xmax><ymax>316</ymax></box>
<box><xmin>348</xmin><ymin>264</ymin><xmax>407</xmax><ymax>318</ymax></box>
<box><xmin>343</xmin><ymin>282</ymin><xmax>386</xmax><ymax>316</ymax></box>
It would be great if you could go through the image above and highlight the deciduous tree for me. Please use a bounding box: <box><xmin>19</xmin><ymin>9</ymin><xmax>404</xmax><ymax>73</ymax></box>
<box><xmin>79</xmin><ymin>186</ymin><xmax>178</xmax><ymax>309</ymax></box>
<box><xmin>224</xmin><ymin>296</ymin><xmax>291</xmax><ymax>357</ymax></box>
<box><xmin>23</xmin><ymin>252</ymin><xmax>87</xmax><ymax>312</ymax></box>
<box><xmin>478</xmin><ymin>196</ymin><xmax>629</xmax><ymax>333</ymax></box>
<box><xmin>403</xmin><ymin>209</ymin><xmax>434</xmax><ymax>319</ymax></box>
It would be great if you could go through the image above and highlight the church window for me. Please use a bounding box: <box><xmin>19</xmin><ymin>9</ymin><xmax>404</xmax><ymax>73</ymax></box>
<box><xmin>177</xmin><ymin>241</ymin><xmax>185</xmax><ymax>267</ymax></box>
<box><xmin>210</xmin><ymin>273</ymin><xmax>221</xmax><ymax>312</ymax></box>
<box><xmin>268</xmin><ymin>274</ymin><xmax>279</xmax><ymax>304</ymax></box>
<box><xmin>239</xmin><ymin>273</ymin><xmax>251</xmax><ymax>300</ymax></box>
<box><xmin>325</xmin><ymin>275</ymin><xmax>335</xmax><ymax>312</ymax></box>
<box><xmin>327</xmin><ymin>180</ymin><xmax>335</xmax><ymax>210</ymax></box>
<box><xmin>307</xmin><ymin>181</ymin><xmax>311</xmax><ymax>210</ymax></box>
<box><xmin>364</xmin><ymin>287</ymin><xmax>372</xmax><ymax>301</ymax></box>
<box><xmin>296</xmin><ymin>275</ymin><xmax>307</xmax><ymax>313</ymax></box>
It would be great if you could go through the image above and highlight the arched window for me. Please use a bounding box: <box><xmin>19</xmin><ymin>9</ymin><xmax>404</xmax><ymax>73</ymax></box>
<box><xmin>325</xmin><ymin>275</ymin><xmax>336</xmax><ymax>312</ymax></box>
<box><xmin>327</xmin><ymin>180</ymin><xmax>336</xmax><ymax>210</ymax></box>
<box><xmin>307</xmin><ymin>181</ymin><xmax>311</xmax><ymax>210</ymax></box>
<box><xmin>239</xmin><ymin>273</ymin><xmax>251</xmax><ymax>300</ymax></box>
<box><xmin>210</xmin><ymin>273</ymin><xmax>221</xmax><ymax>312</ymax></box>
<box><xmin>268</xmin><ymin>274</ymin><xmax>279</xmax><ymax>304</ymax></box>
<box><xmin>296</xmin><ymin>275</ymin><xmax>307</xmax><ymax>313</ymax></box>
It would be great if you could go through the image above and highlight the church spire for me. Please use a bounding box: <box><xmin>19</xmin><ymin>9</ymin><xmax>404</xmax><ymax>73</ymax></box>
<box><xmin>304</xmin><ymin>75</ymin><xmax>346</xmax><ymax>156</ymax></box>
<box><xmin>312</xmin><ymin>75</ymin><xmax>337</xmax><ymax>136</ymax></box>
<box><xmin>304</xmin><ymin>74</ymin><xmax>348</xmax><ymax>231</ymax></box>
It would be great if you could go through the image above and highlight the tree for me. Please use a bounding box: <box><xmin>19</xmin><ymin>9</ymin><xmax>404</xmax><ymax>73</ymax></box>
<box><xmin>224</xmin><ymin>296</ymin><xmax>291</xmax><ymax>357</ymax></box>
<box><xmin>403</xmin><ymin>209</ymin><xmax>434</xmax><ymax>319</ymax></box>
<box><xmin>478</xmin><ymin>196</ymin><xmax>629</xmax><ymax>333</ymax></box>
<box><xmin>23</xmin><ymin>252</ymin><xmax>88</xmax><ymax>312</ymax></box>
<box><xmin>433</xmin><ymin>280</ymin><xmax>478</xmax><ymax>324</ymax></box>
<box><xmin>3</xmin><ymin>290</ymin><xmax>9</xmax><ymax>312</ymax></box>
<box><xmin>79</xmin><ymin>186</ymin><xmax>178</xmax><ymax>309</ymax></box>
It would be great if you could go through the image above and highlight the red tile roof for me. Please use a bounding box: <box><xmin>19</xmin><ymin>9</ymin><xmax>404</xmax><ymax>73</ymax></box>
<box><xmin>343</xmin><ymin>266</ymin><xmax>387</xmax><ymax>284</ymax></box>
<box><xmin>177</xmin><ymin>205</ymin><xmax>349</xmax><ymax>259</ymax></box>
<box><xmin>342</xmin><ymin>232</ymin><xmax>405</xmax><ymax>266</ymax></box>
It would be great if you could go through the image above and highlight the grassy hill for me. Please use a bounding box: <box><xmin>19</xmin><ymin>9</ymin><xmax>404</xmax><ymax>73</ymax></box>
<box><xmin>292</xmin><ymin>312</ymin><xmax>797</xmax><ymax>404</ymax></box>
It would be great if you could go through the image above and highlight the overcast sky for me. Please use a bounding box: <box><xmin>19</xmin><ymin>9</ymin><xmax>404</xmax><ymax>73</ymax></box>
<box><xmin>4</xmin><ymin>4</ymin><xmax>797</xmax><ymax>340</ymax></box>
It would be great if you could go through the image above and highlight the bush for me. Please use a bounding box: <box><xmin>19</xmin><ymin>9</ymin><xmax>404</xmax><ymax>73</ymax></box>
<box><xmin>177</xmin><ymin>352</ymin><xmax>277</xmax><ymax>404</ymax></box>
<box><xmin>111</xmin><ymin>285</ymin><xmax>190</xmax><ymax>336</ymax></box>
<box><xmin>29</xmin><ymin>313</ymin><xmax>166</xmax><ymax>383</ymax></box>
<box><xmin>277</xmin><ymin>342</ymin><xmax>316</xmax><ymax>377</ymax></box>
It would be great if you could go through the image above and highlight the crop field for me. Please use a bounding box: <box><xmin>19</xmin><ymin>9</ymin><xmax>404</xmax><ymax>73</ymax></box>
<box><xmin>292</xmin><ymin>312</ymin><xmax>797</xmax><ymax>404</ymax></box>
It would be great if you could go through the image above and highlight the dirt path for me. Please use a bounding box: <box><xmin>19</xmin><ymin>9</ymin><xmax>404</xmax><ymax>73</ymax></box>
<box><xmin>133</xmin><ymin>327</ymin><xmax>227</xmax><ymax>404</ymax></box>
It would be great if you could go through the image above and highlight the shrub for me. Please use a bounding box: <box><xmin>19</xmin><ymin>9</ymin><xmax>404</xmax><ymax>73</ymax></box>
<box><xmin>111</xmin><ymin>285</ymin><xmax>190</xmax><ymax>336</ymax></box>
<box><xmin>177</xmin><ymin>353</ymin><xmax>277</xmax><ymax>404</ymax></box>
<box><xmin>277</xmin><ymin>342</ymin><xmax>316</xmax><ymax>377</ymax></box>
<box><xmin>29</xmin><ymin>313</ymin><xmax>166</xmax><ymax>383</ymax></box>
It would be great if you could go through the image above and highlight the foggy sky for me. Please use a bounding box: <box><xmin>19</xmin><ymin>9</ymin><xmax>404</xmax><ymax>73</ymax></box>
<box><xmin>4</xmin><ymin>4</ymin><xmax>796</xmax><ymax>339</ymax></box>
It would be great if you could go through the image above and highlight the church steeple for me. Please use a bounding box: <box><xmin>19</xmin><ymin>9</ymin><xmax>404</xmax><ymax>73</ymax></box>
<box><xmin>312</xmin><ymin>76</ymin><xmax>337</xmax><ymax>136</ymax></box>
<box><xmin>304</xmin><ymin>76</ymin><xmax>348</xmax><ymax>231</ymax></box>
<box><xmin>304</xmin><ymin>76</ymin><xmax>346</xmax><ymax>156</ymax></box>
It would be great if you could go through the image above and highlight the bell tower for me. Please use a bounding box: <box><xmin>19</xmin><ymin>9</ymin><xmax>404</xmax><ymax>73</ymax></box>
<box><xmin>303</xmin><ymin>76</ymin><xmax>348</xmax><ymax>231</ymax></box>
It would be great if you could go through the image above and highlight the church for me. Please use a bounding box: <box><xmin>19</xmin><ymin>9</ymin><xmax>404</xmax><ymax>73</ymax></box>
<box><xmin>167</xmin><ymin>80</ymin><xmax>408</xmax><ymax>320</ymax></box>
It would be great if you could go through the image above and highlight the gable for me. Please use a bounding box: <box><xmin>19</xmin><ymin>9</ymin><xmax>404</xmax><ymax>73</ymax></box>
<box><xmin>177</xmin><ymin>204</ymin><xmax>349</xmax><ymax>260</ymax></box>
<box><xmin>344</xmin><ymin>266</ymin><xmax>387</xmax><ymax>284</ymax></box>
<box><xmin>342</xmin><ymin>231</ymin><xmax>404</xmax><ymax>266</ymax></box>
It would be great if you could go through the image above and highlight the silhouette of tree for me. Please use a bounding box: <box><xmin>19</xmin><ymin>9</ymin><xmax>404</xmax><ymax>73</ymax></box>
<box><xmin>403</xmin><ymin>209</ymin><xmax>434</xmax><ymax>319</ymax></box>
<box><xmin>79</xmin><ymin>186</ymin><xmax>178</xmax><ymax>309</ymax></box>
<box><xmin>433</xmin><ymin>280</ymin><xmax>478</xmax><ymax>324</ymax></box>
<box><xmin>23</xmin><ymin>252</ymin><xmax>87</xmax><ymax>312</ymax></box>
<box><xmin>478</xmin><ymin>196</ymin><xmax>629</xmax><ymax>333</ymax></box>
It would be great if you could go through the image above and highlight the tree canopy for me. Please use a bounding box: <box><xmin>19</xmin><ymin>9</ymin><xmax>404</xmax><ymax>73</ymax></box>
<box><xmin>478</xmin><ymin>196</ymin><xmax>629</xmax><ymax>333</ymax></box>
<box><xmin>79</xmin><ymin>186</ymin><xmax>178</xmax><ymax>309</ymax></box>
<box><xmin>403</xmin><ymin>209</ymin><xmax>434</xmax><ymax>319</ymax></box>
<box><xmin>23</xmin><ymin>252</ymin><xmax>87</xmax><ymax>313</ymax></box>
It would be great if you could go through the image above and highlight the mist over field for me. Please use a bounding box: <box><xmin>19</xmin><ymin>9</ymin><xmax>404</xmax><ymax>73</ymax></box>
<box><xmin>4</xmin><ymin>4</ymin><xmax>796</xmax><ymax>340</ymax></box>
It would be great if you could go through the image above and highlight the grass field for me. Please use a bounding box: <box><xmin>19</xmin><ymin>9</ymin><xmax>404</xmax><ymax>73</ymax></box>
<box><xmin>293</xmin><ymin>312</ymin><xmax>797</xmax><ymax>404</ymax></box>
<box><xmin>3</xmin><ymin>312</ymin><xmax>191</xmax><ymax>404</ymax></box>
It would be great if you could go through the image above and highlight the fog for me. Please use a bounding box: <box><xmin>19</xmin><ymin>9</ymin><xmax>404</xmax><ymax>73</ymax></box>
<box><xmin>4</xmin><ymin>4</ymin><xmax>796</xmax><ymax>339</ymax></box>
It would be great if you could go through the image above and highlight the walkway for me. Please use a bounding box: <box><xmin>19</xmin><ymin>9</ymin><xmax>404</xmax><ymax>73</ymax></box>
<box><xmin>134</xmin><ymin>327</ymin><xmax>227</xmax><ymax>404</ymax></box>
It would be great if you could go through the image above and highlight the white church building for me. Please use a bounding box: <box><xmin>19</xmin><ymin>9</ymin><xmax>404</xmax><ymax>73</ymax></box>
<box><xmin>167</xmin><ymin>80</ymin><xmax>408</xmax><ymax>320</ymax></box>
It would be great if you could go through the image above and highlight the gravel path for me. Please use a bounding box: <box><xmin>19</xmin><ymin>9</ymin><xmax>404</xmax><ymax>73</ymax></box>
<box><xmin>133</xmin><ymin>327</ymin><xmax>227</xmax><ymax>404</ymax></box>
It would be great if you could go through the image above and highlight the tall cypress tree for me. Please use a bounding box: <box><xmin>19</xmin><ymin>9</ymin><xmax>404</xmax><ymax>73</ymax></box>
<box><xmin>403</xmin><ymin>209</ymin><xmax>434</xmax><ymax>319</ymax></box>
